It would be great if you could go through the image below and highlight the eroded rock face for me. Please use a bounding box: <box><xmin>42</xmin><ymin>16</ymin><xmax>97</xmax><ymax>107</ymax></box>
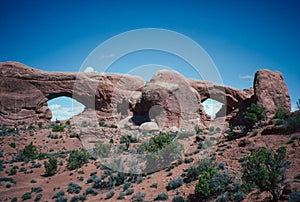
<box><xmin>134</xmin><ymin>70</ymin><xmax>207</xmax><ymax>131</ymax></box>
<box><xmin>0</xmin><ymin>62</ymin><xmax>144</xmax><ymax>123</ymax></box>
<box><xmin>254</xmin><ymin>69</ymin><xmax>291</xmax><ymax>117</ymax></box>
<box><xmin>0</xmin><ymin>62</ymin><xmax>291</xmax><ymax>131</ymax></box>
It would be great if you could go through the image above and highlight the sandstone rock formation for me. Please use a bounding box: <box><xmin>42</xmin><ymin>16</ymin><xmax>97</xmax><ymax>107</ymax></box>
<box><xmin>134</xmin><ymin>70</ymin><xmax>207</xmax><ymax>131</ymax></box>
<box><xmin>0</xmin><ymin>62</ymin><xmax>291</xmax><ymax>131</ymax></box>
<box><xmin>254</xmin><ymin>69</ymin><xmax>291</xmax><ymax>117</ymax></box>
<box><xmin>0</xmin><ymin>62</ymin><xmax>144</xmax><ymax>123</ymax></box>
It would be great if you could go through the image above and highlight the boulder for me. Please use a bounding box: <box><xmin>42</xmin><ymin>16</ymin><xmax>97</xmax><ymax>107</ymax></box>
<box><xmin>254</xmin><ymin>69</ymin><xmax>291</xmax><ymax>117</ymax></box>
<box><xmin>139</xmin><ymin>122</ymin><xmax>159</xmax><ymax>132</ymax></box>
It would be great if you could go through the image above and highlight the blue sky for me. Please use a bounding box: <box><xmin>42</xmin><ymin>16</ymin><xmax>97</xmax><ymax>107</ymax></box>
<box><xmin>1</xmin><ymin>0</ymin><xmax>299</xmax><ymax>119</ymax></box>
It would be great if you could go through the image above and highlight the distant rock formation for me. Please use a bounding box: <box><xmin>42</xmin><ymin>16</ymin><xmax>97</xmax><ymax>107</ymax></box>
<box><xmin>0</xmin><ymin>62</ymin><xmax>291</xmax><ymax>131</ymax></box>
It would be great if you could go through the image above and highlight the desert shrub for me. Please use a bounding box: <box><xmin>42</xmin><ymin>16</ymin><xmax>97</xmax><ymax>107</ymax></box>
<box><xmin>145</xmin><ymin>140</ymin><xmax>183</xmax><ymax>172</ymax></box>
<box><xmin>11</xmin><ymin>197</ymin><xmax>18</xmax><ymax>202</ymax></box>
<box><xmin>241</xmin><ymin>147</ymin><xmax>290</xmax><ymax>201</ymax></box>
<box><xmin>125</xmin><ymin>188</ymin><xmax>134</xmax><ymax>195</ymax></box>
<box><xmin>91</xmin><ymin>142</ymin><xmax>111</xmax><ymax>159</ymax></box>
<box><xmin>84</xmin><ymin>187</ymin><xmax>98</xmax><ymax>196</ymax></box>
<box><xmin>22</xmin><ymin>192</ymin><xmax>32</xmax><ymax>200</ymax></box>
<box><xmin>243</xmin><ymin>103</ymin><xmax>266</xmax><ymax>127</ymax></box>
<box><xmin>44</xmin><ymin>157</ymin><xmax>57</xmax><ymax>176</ymax></box>
<box><xmin>177</xmin><ymin>131</ymin><xmax>194</xmax><ymax>140</ymax></box>
<box><xmin>55</xmin><ymin>196</ymin><xmax>67</xmax><ymax>202</ymax></box>
<box><xmin>154</xmin><ymin>192</ymin><xmax>168</xmax><ymax>201</ymax></box>
<box><xmin>284</xmin><ymin>112</ymin><xmax>300</xmax><ymax>133</ymax></box>
<box><xmin>225</xmin><ymin>126</ymin><xmax>248</xmax><ymax>141</ymax></box>
<box><xmin>6</xmin><ymin>183</ymin><xmax>12</xmax><ymax>188</ymax></box>
<box><xmin>52</xmin><ymin>124</ymin><xmax>64</xmax><ymax>132</ymax></box>
<box><xmin>28</xmin><ymin>123</ymin><xmax>35</xmax><ymax>130</ymax></box>
<box><xmin>52</xmin><ymin>190</ymin><xmax>65</xmax><ymax>199</ymax></box>
<box><xmin>120</xmin><ymin>135</ymin><xmax>138</xmax><ymax>143</ymax></box>
<box><xmin>132</xmin><ymin>192</ymin><xmax>145</xmax><ymax>201</ymax></box>
<box><xmin>193</xmin><ymin>159</ymin><xmax>244</xmax><ymax>201</ymax></box>
<box><xmin>195</xmin><ymin>125</ymin><xmax>203</xmax><ymax>134</ymax></box>
<box><xmin>105</xmin><ymin>190</ymin><xmax>115</xmax><ymax>199</ymax></box>
<box><xmin>9</xmin><ymin>142</ymin><xmax>16</xmax><ymax>148</ymax></box>
<box><xmin>288</xmin><ymin>134</ymin><xmax>299</xmax><ymax>144</ymax></box>
<box><xmin>67</xmin><ymin>150</ymin><xmax>90</xmax><ymax>170</ymax></box>
<box><xmin>123</xmin><ymin>182</ymin><xmax>131</xmax><ymax>191</ymax></box>
<box><xmin>167</xmin><ymin>177</ymin><xmax>183</xmax><ymax>191</ymax></box>
<box><xmin>289</xmin><ymin>191</ymin><xmax>300</xmax><ymax>202</ymax></box>
<box><xmin>16</xmin><ymin>142</ymin><xmax>39</xmax><ymax>161</ymax></box>
<box><xmin>117</xmin><ymin>192</ymin><xmax>125</xmax><ymax>200</ymax></box>
<box><xmin>110</xmin><ymin>124</ymin><xmax>118</xmax><ymax>128</ymax></box>
<box><xmin>150</xmin><ymin>182</ymin><xmax>158</xmax><ymax>188</ymax></box>
<box><xmin>274</xmin><ymin>107</ymin><xmax>288</xmax><ymax>120</ymax></box>
<box><xmin>67</xmin><ymin>182</ymin><xmax>82</xmax><ymax>194</ymax></box>
<box><xmin>172</xmin><ymin>195</ymin><xmax>186</xmax><ymax>202</ymax></box>
<box><xmin>81</xmin><ymin>121</ymin><xmax>89</xmax><ymax>127</ymax></box>
<box><xmin>32</xmin><ymin>186</ymin><xmax>43</xmax><ymax>193</ymax></box>
<box><xmin>139</xmin><ymin>132</ymin><xmax>182</xmax><ymax>172</ymax></box>
<box><xmin>34</xmin><ymin>193</ymin><xmax>43</xmax><ymax>201</ymax></box>
<box><xmin>9</xmin><ymin>168</ymin><xmax>17</xmax><ymax>175</ymax></box>
<box><xmin>70</xmin><ymin>195</ymin><xmax>86</xmax><ymax>202</ymax></box>
<box><xmin>184</xmin><ymin>157</ymin><xmax>194</xmax><ymax>164</ymax></box>
<box><xmin>0</xmin><ymin>177</ymin><xmax>16</xmax><ymax>184</ymax></box>
<box><xmin>38</xmin><ymin>122</ymin><xmax>43</xmax><ymax>128</ymax></box>
<box><xmin>99</xmin><ymin>121</ymin><xmax>108</xmax><ymax>127</ymax></box>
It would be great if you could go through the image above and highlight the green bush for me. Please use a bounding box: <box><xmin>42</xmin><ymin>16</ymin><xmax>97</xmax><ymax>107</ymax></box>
<box><xmin>84</xmin><ymin>187</ymin><xmax>98</xmax><ymax>196</ymax></box>
<box><xmin>32</xmin><ymin>186</ymin><xmax>43</xmax><ymax>193</ymax></box>
<box><xmin>105</xmin><ymin>190</ymin><xmax>115</xmax><ymax>199</ymax></box>
<box><xmin>166</xmin><ymin>177</ymin><xmax>183</xmax><ymax>191</ymax></box>
<box><xmin>154</xmin><ymin>192</ymin><xmax>168</xmax><ymax>201</ymax></box>
<box><xmin>241</xmin><ymin>147</ymin><xmax>290</xmax><ymax>201</ymax></box>
<box><xmin>284</xmin><ymin>112</ymin><xmax>300</xmax><ymax>133</ymax></box>
<box><xmin>52</xmin><ymin>190</ymin><xmax>65</xmax><ymax>199</ymax></box>
<box><xmin>138</xmin><ymin>132</ymin><xmax>183</xmax><ymax>172</ymax></box>
<box><xmin>22</xmin><ymin>192</ymin><xmax>32</xmax><ymax>200</ymax></box>
<box><xmin>67</xmin><ymin>182</ymin><xmax>82</xmax><ymax>194</ymax></box>
<box><xmin>9</xmin><ymin>142</ymin><xmax>16</xmax><ymax>148</ymax></box>
<box><xmin>44</xmin><ymin>157</ymin><xmax>57</xmax><ymax>176</ymax></box>
<box><xmin>17</xmin><ymin>142</ymin><xmax>39</xmax><ymax>161</ymax></box>
<box><xmin>9</xmin><ymin>168</ymin><xmax>17</xmax><ymax>175</ymax></box>
<box><xmin>194</xmin><ymin>159</ymin><xmax>244</xmax><ymax>201</ymax></box>
<box><xmin>172</xmin><ymin>195</ymin><xmax>186</xmax><ymax>202</ymax></box>
<box><xmin>195</xmin><ymin>125</ymin><xmax>203</xmax><ymax>134</ymax></box>
<box><xmin>11</xmin><ymin>197</ymin><xmax>18</xmax><ymax>202</ymax></box>
<box><xmin>274</xmin><ymin>107</ymin><xmax>288</xmax><ymax>120</ymax></box>
<box><xmin>131</xmin><ymin>192</ymin><xmax>145</xmax><ymax>201</ymax></box>
<box><xmin>34</xmin><ymin>193</ymin><xmax>43</xmax><ymax>201</ymax></box>
<box><xmin>243</xmin><ymin>103</ymin><xmax>266</xmax><ymax>127</ymax></box>
<box><xmin>52</xmin><ymin>124</ymin><xmax>64</xmax><ymax>132</ymax></box>
<box><xmin>68</xmin><ymin>150</ymin><xmax>90</xmax><ymax>170</ymax></box>
<box><xmin>0</xmin><ymin>177</ymin><xmax>16</xmax><ymax>184</ymax></box>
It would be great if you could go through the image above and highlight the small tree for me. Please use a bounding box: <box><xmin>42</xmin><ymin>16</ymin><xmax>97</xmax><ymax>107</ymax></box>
<box><xmin>243</xmin><ymin>103</ymin><xmax>266</xmax><ymax>127</ymax></box>
<box><xmin>67</xmin><ymin>150</ymin><xmax>90</xmax><ymax>170</ymax></box>
<box><xmin>274</xmin><ymin>107</ymin><xmax>287</xmax><ymax>120</ymax></box>
<box><xmin>44</xmin><ymin>157</ymin><xmax>58</xmax><ymax>176</ymax></box>
<box><xmin>241</xmin><ymin>147</ymin><xmax>290</xmax><ymax>201</ymax></box>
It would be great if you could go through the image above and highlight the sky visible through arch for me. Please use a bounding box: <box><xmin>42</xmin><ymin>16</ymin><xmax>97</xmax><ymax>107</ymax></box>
<box><xmin>1</xmin><ymin>0</ymin><xmax>299</xmax><ymax>120</ymax></box>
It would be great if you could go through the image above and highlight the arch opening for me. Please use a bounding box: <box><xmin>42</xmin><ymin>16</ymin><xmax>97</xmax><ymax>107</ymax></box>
<box><xmin>48</xmin><ymin>96</ymin><xmax>85</xmax><ymax>121</ymax></box>
<box><xmin>202</xmin><ymin>99</ymin><xmax>223</xmax><ymax>120</ymax></box>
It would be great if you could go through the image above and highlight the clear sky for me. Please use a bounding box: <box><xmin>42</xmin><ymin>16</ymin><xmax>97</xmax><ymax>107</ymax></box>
<box><xmin>1</xmin><ymin>0</ymin><xmax>299</xmax><ymax>119</ymax></box>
